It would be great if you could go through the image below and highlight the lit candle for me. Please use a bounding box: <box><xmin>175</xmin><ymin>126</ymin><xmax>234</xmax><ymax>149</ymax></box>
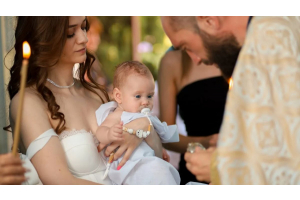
<box><xmin>12</xmin><ymin>41</ymin><xmax>31</xmax><ymax>156</ymax></box>
<box><xmin>229</xmin><ymin>77</ymin><xmax>233</xmax><ymax>90</ymax></box>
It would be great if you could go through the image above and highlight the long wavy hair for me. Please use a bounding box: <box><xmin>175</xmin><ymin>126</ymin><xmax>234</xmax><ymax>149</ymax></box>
<box><xmin>5</xmin><ymin>16</ymin><xmax>109</xmax><ymax>134</ymax></box>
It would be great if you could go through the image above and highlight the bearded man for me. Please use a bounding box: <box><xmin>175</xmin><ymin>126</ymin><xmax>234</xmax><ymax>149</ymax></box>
<box><xmin>161</xmin><ymin>16</ymin><xmax>300</xmax><ymax>184</ymax></box>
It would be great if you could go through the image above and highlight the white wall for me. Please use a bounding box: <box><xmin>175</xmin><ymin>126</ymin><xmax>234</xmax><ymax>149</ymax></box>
<box><xmin>0</xmin><ymin>16</ymin><xmax>15</xmax><ymax>153</ymax></box>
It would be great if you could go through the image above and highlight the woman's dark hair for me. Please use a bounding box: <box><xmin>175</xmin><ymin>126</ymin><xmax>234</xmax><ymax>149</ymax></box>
<box><xmin>4</xmin><ymin>16</ymin><xmax>109</xmax><ymax>134</ymax></box>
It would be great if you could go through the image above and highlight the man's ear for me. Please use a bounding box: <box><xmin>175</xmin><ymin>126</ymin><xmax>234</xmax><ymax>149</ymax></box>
<box><xmin>113</xmin><ymin>88</ymin><xmax>122</xmax><ymax>104</ymax></box>
<box><xmin>196</xmin><ymin>16</ymin><xmax>221</xmax><ymax>35</ymax></box>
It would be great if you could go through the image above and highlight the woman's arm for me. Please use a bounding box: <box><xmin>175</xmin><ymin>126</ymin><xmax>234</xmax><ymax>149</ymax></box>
<box><xmin>10</xmin><ymin>89</ymin><xmax>100</xmax><ymax>185</ymax></box>
<box><xmin>103</xmin><ymin>117</ymin><xmax>162</xmax><ymax>169</ymax></box>
<box><xmin>166</xmin><ymin>134</ymin><xmax>216</xmax><ymax>153</ymax></box>
<box><xmin>158</xmin><ymin>51</ymin><xmax>215</xmax><ymax>154</ymax></box>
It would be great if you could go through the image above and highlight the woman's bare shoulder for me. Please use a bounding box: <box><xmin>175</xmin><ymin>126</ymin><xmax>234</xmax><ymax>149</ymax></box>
<box><xmin>160</xmin><ymin>50</ymin><xmax>182</xmax><ymax>70</ymax></box>
<box><xmin>10</xmin><ymin>87</ymin><xmax>46</xmax><ymax>117</ymax></box>
<box><xmin>10</xmin><ymin>87</ymin><xmax>52</xmax><ymax>148</ymax></box>
<box><xmin>159</xmin><ymin>50</ymin><xmax>182</xmax><ymax>79</ymax></box>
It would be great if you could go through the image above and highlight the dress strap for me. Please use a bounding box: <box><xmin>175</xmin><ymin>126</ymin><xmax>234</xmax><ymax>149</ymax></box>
<box><xmin>26</xmin><ymin>129</ymin><xmax>58</xmax><ymax>160</ymax></box>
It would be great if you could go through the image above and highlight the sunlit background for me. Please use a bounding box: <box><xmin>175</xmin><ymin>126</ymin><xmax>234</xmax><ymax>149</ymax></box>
<box><xmin>97</xmin><ymin>16</ymin><xmax>171</xmax><ymax>82</ymax></box>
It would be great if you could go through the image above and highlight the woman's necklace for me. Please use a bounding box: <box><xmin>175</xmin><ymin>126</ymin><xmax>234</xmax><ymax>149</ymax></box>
<box><xmin>47</xmin><ymin>78</ymin><xmax>75</xmax><ymax>89</ymax></box>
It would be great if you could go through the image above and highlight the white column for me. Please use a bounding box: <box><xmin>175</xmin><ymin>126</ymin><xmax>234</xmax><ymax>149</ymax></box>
<box><xmin>0</xmin><ymin>16</ymin><xmax>15</xmax><ymax>153</ymax></box>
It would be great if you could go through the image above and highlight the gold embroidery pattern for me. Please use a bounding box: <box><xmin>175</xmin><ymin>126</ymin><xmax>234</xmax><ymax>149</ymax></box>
<box><xmin>213</xmin><ymin>16</ymin><xmax>300</xmax><ymax>185</ymax></box>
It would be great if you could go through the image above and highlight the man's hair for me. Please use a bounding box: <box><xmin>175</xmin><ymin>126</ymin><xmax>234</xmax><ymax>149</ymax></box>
<box><xmin>113</xmin><ymin>61</ymin><xmax>153</xmax><ymax>88</ymax></box>
<box><xmin>168</xmin><ymin>16</ymin><xmax>200</xmax><ymax>33</ymax></box>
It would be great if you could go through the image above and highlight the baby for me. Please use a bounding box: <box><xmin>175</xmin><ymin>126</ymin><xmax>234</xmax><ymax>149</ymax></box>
<box><xmin>95</xmin><ymin>61</ymin><xmax>180</xmax><ymax>185</ymax></box>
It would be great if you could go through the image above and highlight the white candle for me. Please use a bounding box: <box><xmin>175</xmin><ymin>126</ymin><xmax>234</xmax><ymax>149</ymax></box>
<box><xmin>12</xmin><ymin>41</ymin><xmax>31</xmax><ymax>156</ymax></box>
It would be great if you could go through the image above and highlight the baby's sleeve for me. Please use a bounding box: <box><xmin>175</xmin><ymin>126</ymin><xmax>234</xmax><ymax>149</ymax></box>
<box><xmin>150</xmin><ymin>116</ymin><xmax>179</xmax><ymax>143</ymax></box>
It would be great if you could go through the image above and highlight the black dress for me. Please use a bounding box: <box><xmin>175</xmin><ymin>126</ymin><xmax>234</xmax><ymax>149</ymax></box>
<box><xmin>176</xmin><ymin>76</ymin><xmax>229</xmax><ymax>184</ymax></box>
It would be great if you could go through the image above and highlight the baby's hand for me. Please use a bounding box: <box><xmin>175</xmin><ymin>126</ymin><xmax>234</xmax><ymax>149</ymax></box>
<box><xmin>108</xmin><ymin>121</ymin><xmax>124</xmax><ymax>143</ymax></box>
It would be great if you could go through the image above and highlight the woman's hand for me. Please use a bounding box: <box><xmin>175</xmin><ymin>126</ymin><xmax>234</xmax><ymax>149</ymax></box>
<box><xmin>101</xmin><ymin>118</ymin><xmax>160</xmax><ymax>169</ymax></box>
<box><xmin>105</xmin><ymin>131</ymin><xmax>143</xmax><ymax>170</ymax></box>
<box><xmin>162</xmin><ymin>148</ymin><xmax>170</xmax><ymax>162</ymax></box>
<box><xmin>0</xmin><ymin>153</ymin><xmax>27</xmax><ymax>185</ymax></box>
<box><xmin>103</xmin><ymin>118</ymin><xmax>162</xmax><ymax>170</ymax></box>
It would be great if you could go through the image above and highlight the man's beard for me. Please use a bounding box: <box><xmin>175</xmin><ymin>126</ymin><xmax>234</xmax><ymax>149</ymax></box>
<box><xmin>199</xmin><ymin>31</ymin><xmax>241</xmax><ymax>80</ymax></box>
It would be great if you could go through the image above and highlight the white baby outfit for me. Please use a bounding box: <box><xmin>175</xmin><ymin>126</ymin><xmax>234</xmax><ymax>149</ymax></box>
<box><xmin>95</xmin><ymin>101</ymin><xmax>181</xmax><ymax>185</ymax></box>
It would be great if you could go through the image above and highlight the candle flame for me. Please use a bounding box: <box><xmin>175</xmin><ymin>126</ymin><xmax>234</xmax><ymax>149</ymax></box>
<box><xmin>229</xmin><ymin>78</ymin><xmax>233</xmax><ymax>90</ymax></box>
<box><xmin>23</xmin><ymin>41</ymin><xmax>31</xmax><ymax>59</ymax></box>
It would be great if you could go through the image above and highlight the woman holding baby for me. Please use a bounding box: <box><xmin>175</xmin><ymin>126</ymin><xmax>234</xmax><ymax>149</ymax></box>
<box><xmin>4</xmin><ymin>16</ymin><xmax>164</xmax><ymax>185</ymax></box>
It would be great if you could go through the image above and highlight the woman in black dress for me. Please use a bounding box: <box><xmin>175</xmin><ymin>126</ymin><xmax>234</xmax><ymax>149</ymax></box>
<box><xmin>158</xmin><ymin>50</ymin><xmax>228</xmax><ymax>184</ymax></box>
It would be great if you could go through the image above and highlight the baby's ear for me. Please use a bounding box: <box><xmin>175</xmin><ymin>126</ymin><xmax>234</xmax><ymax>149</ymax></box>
<box><xmin>113</xmin><ymin>88</ymin><xmax>122</xmax><ymax>104</ymax></box>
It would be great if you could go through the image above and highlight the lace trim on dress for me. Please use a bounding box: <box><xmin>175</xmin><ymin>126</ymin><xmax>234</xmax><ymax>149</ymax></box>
<box><xmin>59</xmin><ymin>129</ymin><xmax>100</xmax><ymax>146</ymax></box>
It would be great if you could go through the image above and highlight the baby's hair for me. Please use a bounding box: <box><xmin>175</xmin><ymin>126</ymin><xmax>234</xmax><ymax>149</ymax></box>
<box><xmin>113</xmin><ymin>61</ymin><xmax>153</xmax><ymax>88</ymax></box>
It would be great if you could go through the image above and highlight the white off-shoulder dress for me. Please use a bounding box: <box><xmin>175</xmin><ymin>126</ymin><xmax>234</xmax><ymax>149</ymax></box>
<box><xmin>21</xmin><ymin>128</ymin><xmax>112</xmax><ymax>185</ymax></box>
<box><xmin>95</xmin><ymin>101</ymin><xmax>181</xmax><ymax>185</ymax></box>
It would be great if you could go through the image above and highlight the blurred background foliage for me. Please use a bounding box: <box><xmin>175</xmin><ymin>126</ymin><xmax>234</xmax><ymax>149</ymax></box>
<box><xmin>96</xmin><ymin>16</ymin><xmax>171</xmax><ymax>83</ymax></box>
